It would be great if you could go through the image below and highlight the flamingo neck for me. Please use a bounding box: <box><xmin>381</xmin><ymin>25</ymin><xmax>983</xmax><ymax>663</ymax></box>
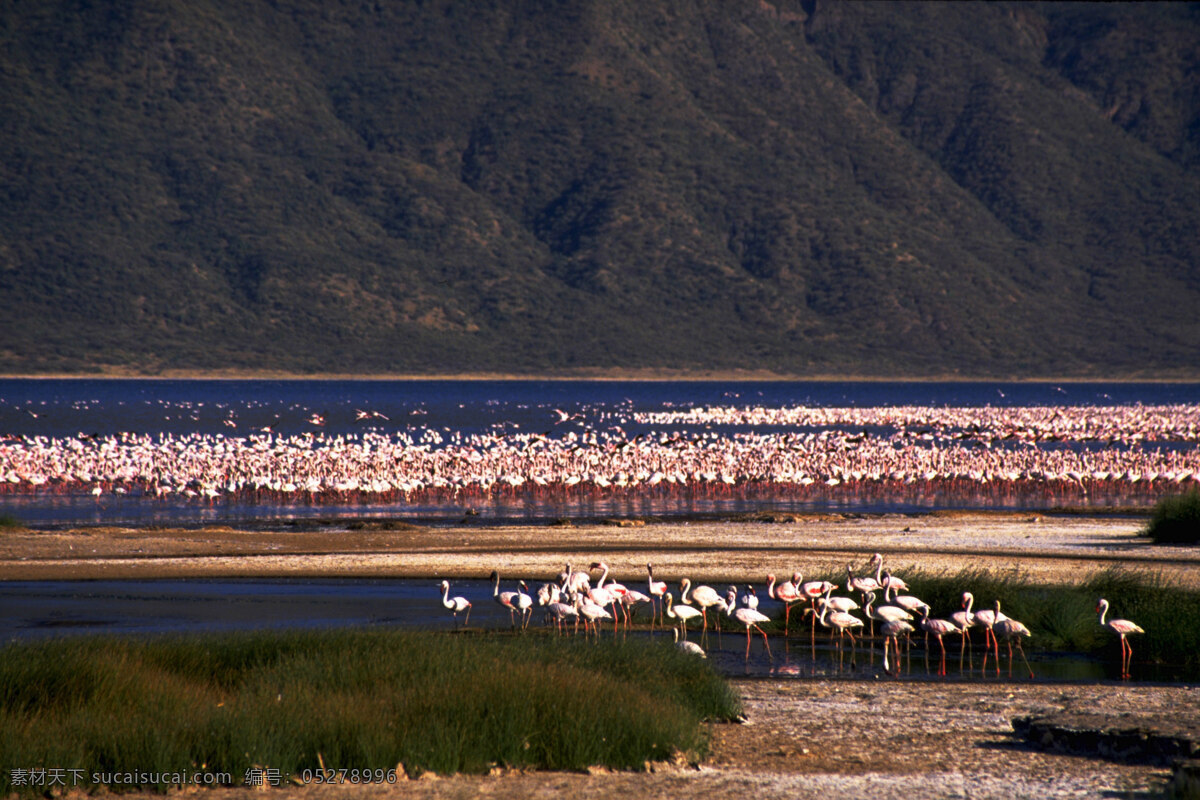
<box><xmin>681</xmin><ymin>578</ymin><xmax>692</xmax><ymax>604</ymax></box>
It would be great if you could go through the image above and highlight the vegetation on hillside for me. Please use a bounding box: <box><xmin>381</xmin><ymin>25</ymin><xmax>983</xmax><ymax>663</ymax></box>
<box><xmin>1</xmin><ymin>1</ymin><xmax>1197</xmax><ymax>376</ymax></box>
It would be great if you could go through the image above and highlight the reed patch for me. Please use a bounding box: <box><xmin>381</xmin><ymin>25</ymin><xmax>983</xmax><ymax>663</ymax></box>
<box><xmin>0</xmin><ymin>629</ymin><xmax>741</xmax><ymax>794</ymax></box>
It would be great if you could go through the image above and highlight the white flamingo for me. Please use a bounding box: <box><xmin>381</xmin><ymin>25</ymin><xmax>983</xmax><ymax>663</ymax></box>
<box><xmin>680</xmin><ymin>577</ymin><xmax>727</xmax><ymax>644</ymax></box>
<box><xmin>515</xmin><ymin>581</ymin><xmax>534</xmax><ymax>630</ymax></box>
<box><xmin>438</xmin><ymin>580</ymin><xmax>471</xmax><ymax>628</ymax></box>
<box><xmin>674</xmin><ymin>627</ymin><xmax>706</xmax><ymax>658</ymax></box>
<box><xmin>813</xmin><ymin>596</ymin><xmax>864</xmax><ymax>664</ymax></box>
<box><xmin>664</xmin><ymin>592</ymin><xmax>702</xmax><ymax>640</ymax></box>
<box><xmin>576</xmin><ymin>592</ymin><xmax>612</xmax><ymax>638</ymax></box>
<box><xmin>725</xmin><ymin>587</ymin><xmax>773</xmax><ymax>659</ymax></box>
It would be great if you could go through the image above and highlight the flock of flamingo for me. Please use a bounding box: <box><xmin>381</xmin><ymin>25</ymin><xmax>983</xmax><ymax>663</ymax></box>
<box><xmin>1</xmin><ymin>403</ymin><xmax>1197</xmax><ymax>508</ymax></box>
<box><xmin>439</xmin><ymin>555</ymin><xmax>1145</xmax><ymax>678</ymax></box>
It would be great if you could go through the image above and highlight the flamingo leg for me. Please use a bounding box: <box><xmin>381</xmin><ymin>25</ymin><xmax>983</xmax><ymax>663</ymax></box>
<box><xmin>1016</xmin><ymin>641</ymin><xmax>1034</xmax><ymax>679</ymax></box>
<box><xmin>757</xmin><ymin>624</ymin><xmax>772</xmax><ymax>659</ymax></box>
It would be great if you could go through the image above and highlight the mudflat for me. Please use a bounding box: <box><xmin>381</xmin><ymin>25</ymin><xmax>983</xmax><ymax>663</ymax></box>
<box><xmin>2</xmin><ymin>511</ymin><xmax>1197</xmax><ymax>587</ymax></box>
<box><xmin>3</xmin><ymin>511</ymin><xmax>1198</xmax><ymax>799</ymax></box>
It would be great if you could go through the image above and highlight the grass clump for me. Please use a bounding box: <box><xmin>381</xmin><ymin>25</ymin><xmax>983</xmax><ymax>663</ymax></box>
<box><xmin>1142</xmin><ymin>491</ymin><xmax>1200</xmax><ymax>544</ymax></box>
<box><xmin>851</xmin><ymin>565</ymin><xmax>1200</xmax><ymax>669</ymax></box>
<box><xmin>0</xmin><ymin>513</ymin><xmax>23</xmax><ymax>531</ymax></box>
<box><xmin>0</xmin><ymin>630</ymin><xmax>740</xmax><ymax>794</ymax></box>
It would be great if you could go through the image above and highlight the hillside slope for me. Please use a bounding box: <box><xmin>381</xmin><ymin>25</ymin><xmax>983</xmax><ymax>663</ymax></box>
<box><xmin>1</xmin><ymin>0</ymin><xmax>1197</xmax><ymax>376</ymax></box>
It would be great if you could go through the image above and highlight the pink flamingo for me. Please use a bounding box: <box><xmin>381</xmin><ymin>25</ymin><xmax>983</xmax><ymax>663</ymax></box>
<box><xmin>766</xmin><ymin>573</ymin><xmax>803</xmax><ymax>635</ymax></box>
<box><xmin>950</xmin><ymin>592</ymin><xmax>977</xmax><ymax>660</ymax></box>
<box><xmin>798</xmin><ymin>573</ymin><xmax>836</xmax><ymax>642</ymax></box>
<box><xmin>1096</xmin><ymin>598</ymin><xmax>1144</xmax><ymax>678</ymax></box>
<box><xmin>918</xmin><ymin>606</ymin><xmax>959</xmax><ymax>676</ymax></box>
<box><xmin>880</xmin><ymin>618</ymin><xmax>915</xmax><ymax>676</ymax></box>
<box><xmin>490</xmin><ymin>570</ymin><xmax>521</xmax><ymax>629</ymax></box>
<box><xmin>646</xmin><ymin>563</ymin><xmax>667</xmax><ymax>629</ymax></box>
<box><xmin>974</xmin><ymin>599</ymin><xmax>1002</xmax><ymax>676</ymax></box>
<box><xmin>993</xmin><ymin>603</ymin><xmax>1033</xmax><ymax>679</ymax></box>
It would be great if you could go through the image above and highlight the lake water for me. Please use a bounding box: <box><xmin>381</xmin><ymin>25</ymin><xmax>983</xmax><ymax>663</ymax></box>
<box><xmin>4</xmin><ymin>378</ymin><xmax>1199</xmax><ymax>527</ymax></box>
<box><xmin>2</xmin><ymin>577</ymin><xmax>1191</xmax><ymax>684</ymax></box>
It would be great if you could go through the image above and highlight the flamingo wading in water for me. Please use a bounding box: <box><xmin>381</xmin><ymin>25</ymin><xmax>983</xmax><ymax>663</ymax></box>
<box><xmin>725</xmin><ymin>586</ymin><xmax>773</xmax><ymax>660</ymax></box>
<box><xmin>1096</xmin><ymin>598</ymin><xmax>1144</xmax><ymax>678</ymax></box>
<box><xmin>438</xmin><ymin>580</ymin><xmax>471</xmax><ymax>628</ymax></box>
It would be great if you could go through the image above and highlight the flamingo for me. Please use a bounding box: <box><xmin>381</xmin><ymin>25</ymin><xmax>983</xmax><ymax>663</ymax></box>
<box><xmin>880</xmin><ymin>619</ymin><xmax>915</xmax><ymax>676</ymax></box>
<box><xmin>515</xmin><ymin>581</ymin><xmax>534</xmax><ymax>630</ymax></box>
<box><xmin>766</xmin><ymin>573</ymin><xmax>803</xmax><ymax>636</ymax></box>
<box><xmin>546</xmin><ymin>598</ymin><xmax>578</xmax><ymax>634</ymax></box>
<box><xmin>561</xmin><ymin>563</ymin><xmax>590</xmax><ymax>594</ymax></box>
<box><xmin>918</xmin><ymin>606</ymin><xmax>960</xmax><ymax>676</ymax></box>
<box><xmin>741</xmin><ymin>585</ymin><xmax>760</xmax><ymax>611</ymax></box>
<box><xmin>812</xmin><ymin>597</ymin><xmax>864</xmax><ymax>664</ymax></box>
<box><xmin>646</xmin><ymin>563</ymin><xmax>668</xmax><ymax>629</ymax></box>
<box><xmin>591</xmin><ymin>561</ymin><xmax>627</xmax><ymax>631</ymax></box>
<box><xmin>619</xmin><ymin>588</ymin><xmax>653</xmax><ymax>630</ymax></box>
<box><xmin>798</xmin><ymin>573</ymin><xmax>836</xmax><ymax>643</ymax></box>
<box><xmin>680</xmin><ymin>578</ymin><xmax>727</xmax><ymax>644</ymax></box>
<box><xmin>664</xmin><ymin>592</ymin><xmax>702</xmax><ymax>640</ymax></box>
<box><xmin>816</xmin><ymin>584</ymin><xmax>860</xmax><ymax>614</ymax></box>
<box><xmin>438</xmin><ymin>580</ymin><xmax>471</xmax><ymax>628</ymax></box>
<box><xmin>864</xmin><ymin>591</ymin><xmax>913</xmax><ymax>626</ymax></box>
<box><xmin>950</xmin><ymin>592</ymin><xmax>977</xmax><ymax>658</ymax></box>
<box><xmin>993</xmin><ymin>604</ymin><xmax>1034</xmax><ymax>679</ymax></box>
<box><xmin>490</xmin><ymin>570</ymin><xmax>521</xmax><ymax>629</ymax></box>
<box><xmin>576</xmin><ymin>592</ymin><xmax>612</xmax><ymax>638</ymax></box>
<box><xmin>673</xmin><ymin>627</ymin><xmax>706</xmax><ymax>658</ymax></box>
<box><xmin>884</xmin><ymin>582</ymin><xmax>931</xmax><ymax>617</ymax></box>
<box><xmin>846</xmin><ymin>564</ymin><xmax>882</xmax><ymax>629</ymax></box>
<box><xmin>973</xmin><ymin>599</ymin><xmax>1002</xmax><ymax>675</ymax></box>
<box><xmin>1096</xmin><ymin>598</ymin><xmax>1144</xmax><ymax>678</ymax></box>
<box><xmin>724</xmin><ymin>587</ymin><xmax>772</xmax><ymax>660</ymax></box>
<box><xmin>881</xmin><ymin>567</ymin><xmax>910</xmax><ymax>594</ymax></box>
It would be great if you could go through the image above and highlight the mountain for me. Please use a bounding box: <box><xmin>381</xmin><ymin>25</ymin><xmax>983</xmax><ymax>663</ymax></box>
<box><xmin>2</xmin><ymin>0</ymin><xmax>1198</xmax><ymax>377</ymax></box>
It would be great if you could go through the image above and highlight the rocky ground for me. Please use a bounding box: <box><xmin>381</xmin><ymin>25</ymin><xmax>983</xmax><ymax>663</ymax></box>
<box><xmin>4</xmin><ymin>511</ymin><xmax>1199</xmax><ymax>799</ymax></box>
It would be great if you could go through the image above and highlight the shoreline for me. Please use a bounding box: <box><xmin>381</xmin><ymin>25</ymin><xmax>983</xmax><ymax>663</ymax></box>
<box><xmin>4</xmin><ymin>511</ymin><xmax>1198</xmax><ymax>586</ymax></box>
<box><xmin>4</xmin><ymin>370</ymin><xmax>1200</xmax><ymax>382</ymax></box>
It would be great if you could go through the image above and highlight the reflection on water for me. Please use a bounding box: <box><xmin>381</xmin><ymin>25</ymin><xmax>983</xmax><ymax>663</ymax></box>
<box><xmin>2</xmin><ymin>578</ymin><xmax>1191</xmax><ymax>685</ymax></box>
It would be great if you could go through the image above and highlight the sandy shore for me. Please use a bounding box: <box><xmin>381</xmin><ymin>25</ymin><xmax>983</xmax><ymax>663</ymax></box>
<box><xmin>4</xmin><ymin>511</ymin><xmax>1198</xmax><ymax>799</ymax></box>
<box><xmin>3</xmin><ymin>511</ymin><xmax>1198</xmax><ymax>587</ymax></box>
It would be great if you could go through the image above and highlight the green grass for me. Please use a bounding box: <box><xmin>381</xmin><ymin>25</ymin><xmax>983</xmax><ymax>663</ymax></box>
<box><xmin>0</xmin><ymin>630</ymin><xmax>741</xmax><ymax>794</ymax></box>
<box><xmin>765</xmin><ymin>565</ymin><xmax>1200</xmax><ymax>668</ymax></box>
<box><xmin>1142</xmin><ymin>491</ymin><xmax>1200</xmax><ymax>545</ymax></box>
<box><xmin>0</xmin><ymin>513</ymin><xmax>23</xmax><ymax>531</ymax></box>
